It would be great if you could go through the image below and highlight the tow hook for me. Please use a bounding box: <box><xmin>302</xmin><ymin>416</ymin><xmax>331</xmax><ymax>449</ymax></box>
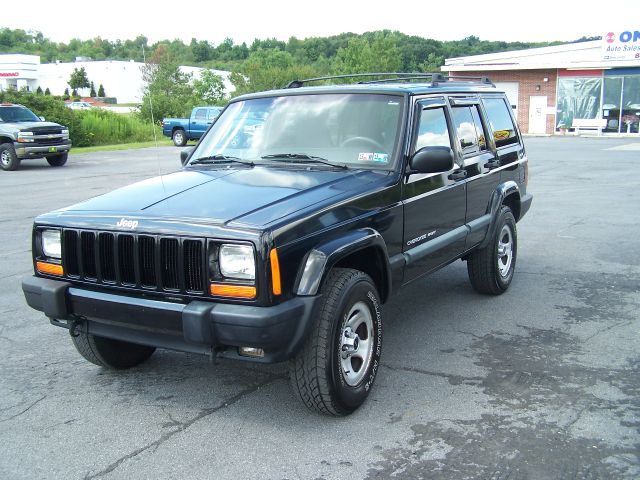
<box><xmin>68</xmin><ymin>317</ymin><xmax>86</xmax><ymax>338</ymax></box>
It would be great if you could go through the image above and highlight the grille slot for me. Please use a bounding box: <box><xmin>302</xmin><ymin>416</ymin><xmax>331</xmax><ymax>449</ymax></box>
<box><xmin>99</xmin><ymin>233</ymin><xmax>116</xmax><ymax>282</ymax></box>
<box><xmin>81</xmin><ymin>232</ymin><xmax>96</xmax><ymax>278</ymax></box>
<box><xmin>161</xmin><ymin>238</ymin><xmax>180</xmax><ymax>290</ymax></box>
<box><xmin>118</xmin><ymin>235</ymin><xmax>135</xmax><ymax>284</ymax></box>
<box><xmin>63</xmin><ymin>230</ymin><xmax>79</xmax><ymax>276</ymax></box>
<box><xmin>184</xmin><ymin>240</ymin><xmax>204</xmax><ymax>292</ymax></box>
<box><xmin>139</xmin><ymin>236</ymin><xmax>156</xmax><ymax>287</ymax></box>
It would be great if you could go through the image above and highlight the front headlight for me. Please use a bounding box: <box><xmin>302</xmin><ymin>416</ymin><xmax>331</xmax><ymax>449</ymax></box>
<box><xmin>219</xmin><ymin>244</ymin><xmax>255</xmax><ymax>281</ymax></box>
<box><xmin>41</xmin><ymin>229</ymin><xmax>61</xmax><ymax>259</ymax></box>
<box><xmin>17</xmin><ymin>131</ymin><xmax>34</xmax><ymax>143</ymax></box>
<box><xmin>61</xmin><ymin>129</ymin><xmax>69</xmax><ymax>139</ymax></box>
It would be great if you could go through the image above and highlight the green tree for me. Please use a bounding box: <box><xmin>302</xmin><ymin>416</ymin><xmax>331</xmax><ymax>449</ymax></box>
<box><xmin>63</xmin><ymin>87</ymin><xmax>70</xmax><ymax>100</ymax></box>
<box><xmin>140</xmin><ymin>44</ymin><xmax>195</xmax><ymax>122</ymax></box>
<box><xmin>192</xmin><ymin>69</ymin><xmax>226</xmax><ymax>104</ymax></box>
<box><xmin>36</xmin><ymin>86</ymin><xmax>43</xmax><ymax>95</ymax></box>
<box><xmin>230</xmin><ymin>48</ymin><xmax>318</xmax><ymax>95</ymax></box>
<box><xmin>90</xmin><ymin>81</ymin><xmax>96</xmax><ymax>97</ymax></box>
<box><xmin>44</xmin><ymin>87</ymin><xmax>51</xmax><ymax>95</ymax></box>
<box><xmin>97</xmin><ymin>84</ymin><xmax>105</xmax><ymax>97</ymax></box>
<box><xmin>68</xmin><ymin>66</ymin><xmax>91</xmax><ymax>92</ymax></box>
<box><xmin>333</xmin><ymin>33</ymin><xmax>402</xmax><ymax>75</ymax></box>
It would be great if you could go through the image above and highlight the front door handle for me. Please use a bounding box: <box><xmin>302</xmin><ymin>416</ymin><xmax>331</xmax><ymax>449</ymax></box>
<box><xmin>448</xmin><ymin>169</ymin><xmax>468</xmax><ymax>181</ymax></box>
<box><xmin>484</xmin><ymin>159</ymin><xmax>501</xmax><ymax>169</ymax></box>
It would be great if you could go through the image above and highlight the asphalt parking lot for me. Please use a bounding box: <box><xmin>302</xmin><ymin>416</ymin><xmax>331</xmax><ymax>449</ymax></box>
<box><xmin>1</xmin><ymin>137</ymin><xmax>639</xmax><ymax>479</ymax></box>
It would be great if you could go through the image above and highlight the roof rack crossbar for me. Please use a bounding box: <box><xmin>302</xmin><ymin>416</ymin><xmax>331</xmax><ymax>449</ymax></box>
<box><xmin>359</xmin><ymin>74</ymin><xmax>446</xmax><ymax>84</ymax></box>
<box><xmin>285</xmin><ymin>73</ymin><xmax>494</xmax><ymax>89</ymax></box>
<box><xmin>285</xmin><ymin>72</ymin><xmax>445</xmax><ymax>88</ymax></box>
<box><xmin>434</xmin><ymin>75</ymin><xmax>495</xmax><ymax>86</ymax></box>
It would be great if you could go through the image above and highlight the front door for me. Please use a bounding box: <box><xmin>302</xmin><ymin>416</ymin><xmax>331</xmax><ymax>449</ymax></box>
<box><xmin>402</xmin><ymin>99</ymin><xmax>467</xmax><ymax>283</ymax></box>
<box><xmin>528</xmin><ymin>96</ymin><xmax>547</xmax><ymax>134</ymax></box>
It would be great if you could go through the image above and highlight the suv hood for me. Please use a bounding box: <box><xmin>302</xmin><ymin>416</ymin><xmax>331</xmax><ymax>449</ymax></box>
<box><xmin>1</xmin><ymin>121</ymin><xmax>64</xmax><ymax>132</ymax></box>
<box><xmin>53</xmin><ymin>167</ymin><xmax>391</xmax><ymax>229</ymax></box>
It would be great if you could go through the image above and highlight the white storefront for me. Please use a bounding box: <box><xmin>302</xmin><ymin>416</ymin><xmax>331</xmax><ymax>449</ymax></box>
<box><xmin>0</xmin><ymin>54</ymin><xmax>232</xmax><ymax>104</ymax></box>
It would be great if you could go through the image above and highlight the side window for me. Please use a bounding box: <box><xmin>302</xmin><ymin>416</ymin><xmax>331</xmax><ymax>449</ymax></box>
<box><xmin>194</xmin><ymin>108</ymin><xmax>207</xmax><ymax>120</ymax></box>
<box><xmin>451</xmin><ymin>107</ymin><xmax>479</xmax><ymax>154</ymax></box>
<box><xmin>415</xmin><ymin>107</ymin><xmax>451</xmax><ymax>151</ymax></box>
<box><xmin>482</xmin><ymin>98</ymin><xmax>520</xmax><ymax>148</ymax></box>
<box><xmin>207</xmin><ymin>108</ymin><xmax>220</xmax><ymax>121</ymax></box>
<box><xmin>470</xmin><ymin>106</ymin><xmax>488</xmax><ymax>152</ymax></box>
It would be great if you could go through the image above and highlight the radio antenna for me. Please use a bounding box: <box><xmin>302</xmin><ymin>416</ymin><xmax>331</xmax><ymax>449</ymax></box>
<box><xmin>141</xmin><ymin>43</ymin><xmax>166</xmax><ymax>197</ymax></box>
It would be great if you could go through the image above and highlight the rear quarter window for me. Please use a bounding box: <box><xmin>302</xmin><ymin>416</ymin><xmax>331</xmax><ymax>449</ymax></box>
<box><xmin>482</xmin><ymin>97</ymin><xmax>520</xmax><ymax>148</ymax></box>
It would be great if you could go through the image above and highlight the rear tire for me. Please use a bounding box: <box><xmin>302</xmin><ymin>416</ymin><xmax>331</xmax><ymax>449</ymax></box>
<box><xmin>467</xmin><ymin>205</ymin><xmax>517</xmax><ymax>295</ymax></box>
<box><xmin>290</xmin><ymin>268</ymin><xmax>383</xmax><ymax>416</ymax></box>
<box><xmin>172</xmin><ymin>129</ymin><xmax>187</xmax><ymax>147</ymax></box>
<box><xmin>71</xmin><ymin>330</ymin><xmax>156</xmax><ymax>369</ymax></box>
<box><xmin>0</xmin><ymin>143</ymin><xmax>20</xmax><ymax>171</ymax></box>
<box><xmin>46</xmin><ymin>153</ymin><xmax>68</xmax><ymax>167</ymax></box>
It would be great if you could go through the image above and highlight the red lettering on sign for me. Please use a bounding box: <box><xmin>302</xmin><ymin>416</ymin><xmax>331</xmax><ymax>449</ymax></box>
<box><xmin>0</xmin><ymin>72</ymin><xmax>20</xmax><ymax>77</ymax></box>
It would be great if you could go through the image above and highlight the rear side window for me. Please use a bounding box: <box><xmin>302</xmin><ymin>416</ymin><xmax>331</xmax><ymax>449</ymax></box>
<box><xmin>451</xmin><ymin>106</ymin><xmax>480</xmax><ymax>154</ymax></box>
<box><xmin>194</xmin><ymin>108</ymin><xmax>207</xmax><ymax>120</ymax></box>
<box><xmin>207</xmin><ymin>108</ymin><xmax>221</xmax><ymax>120</ymax></box>
<box><xmin>482</xmin><ymin>98</ymin><xmax>519</xmax><ymax>148</ymax></box>
<box><xmin>415</xmin><ymin>108</ymin><xmax>451</xmax><ymax>150</ymax></box>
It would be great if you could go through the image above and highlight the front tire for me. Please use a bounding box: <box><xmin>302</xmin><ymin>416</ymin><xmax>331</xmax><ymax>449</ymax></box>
<box><xmin>290</xmin><ymin>268</ymin><xmax>383</xmax><ymax>416</ymax></box>
<box><xmin>0</xmin><ymin>143</ymin><xmax>20</xmax><ymax>171</ymax></box>
<box><xmin>46</xmin><ymin>152</ymin><xmax>68</xmax><ymax>167</ymax></box>
<box><xmin>467</xmin><ymin>205</ymin><xmax>517</xmax><ymax>294</ymax></box>
<box><xmin>172</xmin><ymin>129</ymin><xmax>187</xmax><ymax>147</ymax></box>
<box><xmin>71</xmin><ymin>330</ymin><xmax>156</xmax><ymax>369</ymax></box>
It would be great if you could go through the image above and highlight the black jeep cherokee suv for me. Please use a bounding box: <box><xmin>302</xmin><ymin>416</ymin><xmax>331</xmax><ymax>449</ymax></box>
<box><xmin>22</xmin><ymin>73</ymin><xmax>532</xmax><ymax>416</ymax></box>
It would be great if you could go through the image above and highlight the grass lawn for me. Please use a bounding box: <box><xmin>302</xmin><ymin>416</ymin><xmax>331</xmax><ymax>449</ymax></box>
<box><xmin>70</xmin><ymin>139</ymin><xmax>175</xmax><ymax>155</ymax></box>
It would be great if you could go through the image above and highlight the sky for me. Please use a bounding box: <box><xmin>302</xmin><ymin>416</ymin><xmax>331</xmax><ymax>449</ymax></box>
<box><xmin>5</xmin><ymin>0</ymin><xmax>636</xmax><ymax>46</ymax></box>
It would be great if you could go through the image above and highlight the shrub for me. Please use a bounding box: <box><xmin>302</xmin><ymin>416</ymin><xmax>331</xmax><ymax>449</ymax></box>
<box><xmin>0</xmin><ymin>90</ymin><xmax>158</xmax><ymax>147</ymax></box>
<box><xmin>78</xmin><ymin>109</ymin><xmax>158</xmax><ymax>145</ymax></box>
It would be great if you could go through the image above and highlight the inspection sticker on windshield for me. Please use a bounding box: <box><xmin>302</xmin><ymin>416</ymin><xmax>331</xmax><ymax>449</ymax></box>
<box><xmin>358</xmin><ymin>152</ymin><xmax>389</xmax><ymax>163</ymax></box>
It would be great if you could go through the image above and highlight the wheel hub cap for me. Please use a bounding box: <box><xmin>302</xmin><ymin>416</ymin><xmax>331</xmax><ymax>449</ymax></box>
<box><xmin>497</xmin><ymin>225</ymin><xmax>513</xmax><ymax>277</ymax></box>
<box><xmin>339</xmin><ymin>301</ymin><xmax>374</xmax><ymax>387</ymax></box>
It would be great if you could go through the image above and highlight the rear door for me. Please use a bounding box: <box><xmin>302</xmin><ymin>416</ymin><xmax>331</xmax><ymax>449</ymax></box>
<box><xmin>448</xmin><ymin>97</ymin><xmax>501</xmax><ymax>248</ymax></box>
<box><xmin>402</xmin><ymin>97</ymin><xmax>467</xmax><ymax>283</ymax></box>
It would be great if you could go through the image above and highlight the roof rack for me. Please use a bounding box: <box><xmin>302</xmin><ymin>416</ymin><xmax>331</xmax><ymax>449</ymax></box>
<box><xmin>285</xmin><ymin>72</ymin><xmax>494</xmax><ymax>89</ymax></box>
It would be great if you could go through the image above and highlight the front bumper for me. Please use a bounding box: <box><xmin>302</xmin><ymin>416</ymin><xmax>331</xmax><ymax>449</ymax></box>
<box><xmin>14</xmin><ymin>141</ymin><xmax>72</xmax><ymax>159</ymax></box>
<box><xmin>22</xmin><ymin>276</ymin><xmax>319</xmax><ymax>363</ymax></box>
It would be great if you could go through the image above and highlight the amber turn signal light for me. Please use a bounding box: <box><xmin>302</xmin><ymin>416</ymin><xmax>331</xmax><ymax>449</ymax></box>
<box><xmin>210</xmin><ymin>283</ymin><xmax>256</xmax><ymax>299</ymax></box>
<box><xmin>36</xmin><ymin>261</ymin><xmax>64</xmax><ymax>276</ymax></box>
<box><xmin>270</xmin><ymin>248</ymin><xmax>282</xmax><ymax>296</ymax></box>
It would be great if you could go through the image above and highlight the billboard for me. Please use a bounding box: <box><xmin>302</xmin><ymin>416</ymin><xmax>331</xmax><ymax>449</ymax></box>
<box><xmin>602</xmin><ymin>30</ymin><xmax>640</xmax><ymax>61</ymax></box>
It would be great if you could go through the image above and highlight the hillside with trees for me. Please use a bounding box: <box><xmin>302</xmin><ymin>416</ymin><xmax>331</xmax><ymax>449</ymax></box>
<box><xmin>0</xmin><ymin>27</ymin><xmax>570</xmax><ymax>72</ymax></box>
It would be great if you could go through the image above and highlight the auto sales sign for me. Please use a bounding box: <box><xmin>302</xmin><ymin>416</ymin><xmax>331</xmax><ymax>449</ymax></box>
<box><xmin>602</xmin><ymin>30</ymin><xmax>640</xmax><ymax>61</ymax></box>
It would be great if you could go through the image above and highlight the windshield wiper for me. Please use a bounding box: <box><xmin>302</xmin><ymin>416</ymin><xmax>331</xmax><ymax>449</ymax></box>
<box><xmin>189</xmin><ymin>154</ymin><xmax>254</xmax><ymax>167</ymax></box>
<box><xmin>261</xmin><ymin>153</ymin><xmax>347</xmax><ymax>169</ymax></box>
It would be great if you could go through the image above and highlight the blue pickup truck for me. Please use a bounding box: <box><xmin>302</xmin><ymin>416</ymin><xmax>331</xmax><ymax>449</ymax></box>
<box><xmin>162</xmin><ymin>106</ymin><xmax>223</xmax><ymax>146</ymax></box>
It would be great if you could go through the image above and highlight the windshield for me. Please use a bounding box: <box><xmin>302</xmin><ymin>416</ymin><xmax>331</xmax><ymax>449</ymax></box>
<box><xmin>0</xmin><ymin>106</ymin><xmax>40</xmax><ymax>123</ymax></box>
<box><xmin>189</xmin><ymin>93</ymin><xmax>404</xmax><ymax>169</ymax></box>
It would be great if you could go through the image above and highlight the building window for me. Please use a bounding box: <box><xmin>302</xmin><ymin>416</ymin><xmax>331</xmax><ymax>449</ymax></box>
<box><xmin>556</xmin><ymin>77</ymin><xmax>602</xmax><ymax>130</ymax></box>
<box><xmin>603</xmin><ymin>75</ymin><xmax>640</xmax><ymax>134</ymax></box>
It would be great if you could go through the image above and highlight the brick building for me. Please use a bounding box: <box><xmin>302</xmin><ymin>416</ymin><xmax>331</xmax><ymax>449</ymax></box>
<box><xmin>444</xmin><ymin>38</ymin><xmax>640</xmax><ymax>135</ymax></box>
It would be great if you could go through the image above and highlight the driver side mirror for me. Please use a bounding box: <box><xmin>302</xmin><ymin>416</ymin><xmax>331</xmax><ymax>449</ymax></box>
<box><xmin>180</xmin><ymin>147</ymin><xmax>194</xmax><ymax>166</ymax></box>
<box><xmin>39</xmin><ymin>116</ymin><xmax>45</xmax><ymax>121</ymax></box>
<box><xmin>409</xmin><ymin>146</ymin><xmax>454</xmax><ymax>174</ymax></box>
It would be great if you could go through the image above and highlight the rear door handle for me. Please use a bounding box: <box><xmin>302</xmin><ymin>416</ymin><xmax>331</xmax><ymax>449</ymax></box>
<box><xmin>484</xmin><ymin>159</ymin><xmax>501</xmax><ymax>169</ymax></box>
<box><xmin>448</xmin><ymin>169</ymin><xmax>468</xmax><ymax>181</ymax></box>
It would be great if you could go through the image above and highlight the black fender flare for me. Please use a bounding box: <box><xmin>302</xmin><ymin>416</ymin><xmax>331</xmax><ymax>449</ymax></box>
<box><xmin>294</xmin><ymin>228</ymin><xmax>393</xmax><ymax>301</ymax></box>
<box><xmin>479</xmin><ymin>180</ymin><xmax>520</xmax><ymax>249</ymax></box>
